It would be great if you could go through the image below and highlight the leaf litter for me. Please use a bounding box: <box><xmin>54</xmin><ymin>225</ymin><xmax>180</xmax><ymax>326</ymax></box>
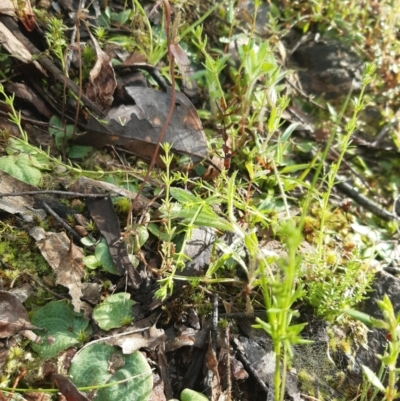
<box><xmin>0</xmin><ymin>0</ymin><xmax>397</xmax><ymax>400</ymax></box>
<box><xmin>0</xmin><ymin>291</ymin><xmax>43</xmax><ymax>343</ymax></box>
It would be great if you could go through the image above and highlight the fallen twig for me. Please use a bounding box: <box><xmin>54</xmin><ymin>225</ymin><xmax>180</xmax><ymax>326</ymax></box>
<box><xmin>42</xmin><ymin>202</ymin><xmax>82</xmax><ymax>241</ymax></box>
<box><xmin>10</xmin><ymin>271</ymin><xmax>68</xmax><ymax>300</ymax></box>
<box><xmin>0</xmin><ymin>190</ymin><xmax>113</xmax><ymax>198</ymax></box>
<box><xmin>231</xmin><ymin>338</ymin><xmax>270</xmax><ymax>395</ymax></box>
<box><xmin>336</xmin><ymin>179</ymin><xmax>400</xmax><ymax>222</ymax></box>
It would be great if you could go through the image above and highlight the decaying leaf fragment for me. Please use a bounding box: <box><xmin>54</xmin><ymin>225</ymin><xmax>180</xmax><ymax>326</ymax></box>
<box><xmin>107</xmin><ymin>325</ymin><xmax>166</xmax><ymax>354</ymax></box>
<box><xmin>0</xmin><ymin>291</ymin><xmax>43</xmax><ymax>342</ymax></box>
<box><xmin>78</xmin><ymin>87</ymin><xmax>208</xmax><ymax>164</ymax></box>
<box><xmin>30</xmin><ymin>227</ymin><xmax>85</xmax><ymax>312</ymax></box>
<box><xmin>0</xmin><ymin>171</ymin><xmax>46</xmax><ymax>222</ymax></box>
<box><xmin>170</xmin><ymin>43</ymin><xmax>198</xmax><ymax>99</ymax></box>
<box><xmin>85</xmin><ymin>30</ymin><xmax>117</xmax><ymax>113</ymax></box>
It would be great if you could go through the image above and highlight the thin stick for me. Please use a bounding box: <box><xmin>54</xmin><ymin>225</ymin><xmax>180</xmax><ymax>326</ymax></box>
<box><xmin>0</xmin><ymin>190</ymin><xmax>113</xmax><ymax>197</ymax></box>
<box><xmin>42</xmin><ymin>202</ymin><xmax>82</xmax><ymax>241</ymax></box>
<box><xmin>10</xmin><ymin>271</ymin><xmax>67</xmax><ymax>299</ymax></box>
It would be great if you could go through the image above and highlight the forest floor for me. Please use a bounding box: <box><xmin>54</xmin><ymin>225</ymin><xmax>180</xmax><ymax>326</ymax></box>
<box><xmin>1</xmin><ymin>1</ymin><xmax>400</xmax><ymax>400</ymax></box>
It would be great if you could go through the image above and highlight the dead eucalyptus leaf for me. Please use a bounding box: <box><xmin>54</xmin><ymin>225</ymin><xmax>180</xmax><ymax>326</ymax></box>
<box><xmin>29</xmin><ymin>227</ymin><xmax>84</xmax><ymax>312</ymax></box>
<box><xmin>5</xmin><ymin>82</ymin><xmax>52</xmax><ymax>118</ymax></box>
<box><xmin>0</xmin><ymin>290</ymin><xmax>43</xmax><ymax>342</ymax></box>
<box><xmin>78</xmin><ymin>88</ymin><xmax>208</xmax><ymax>164</ymax></box>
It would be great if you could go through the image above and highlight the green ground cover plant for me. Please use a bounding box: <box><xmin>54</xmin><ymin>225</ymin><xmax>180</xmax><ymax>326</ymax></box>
<box><xmin>0</xmin><ymin>0</ymin><xmax>400</xmax><ymax>400</ymax></box>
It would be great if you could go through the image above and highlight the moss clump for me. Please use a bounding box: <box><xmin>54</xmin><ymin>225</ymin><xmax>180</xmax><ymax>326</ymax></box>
<box><xmin>0</xmin><ymin>222</ymin><xmax>52</xmax><ymax>283</ymax></box>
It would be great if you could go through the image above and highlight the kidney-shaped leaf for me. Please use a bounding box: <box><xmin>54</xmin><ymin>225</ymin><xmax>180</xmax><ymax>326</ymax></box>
<box><xmin>69</xmin><ymin>343</ymin><xmax>152</xmax><ymax>401</ymax></box>
<box><xmin>93</xmin><ymin>293</ymin><xmax>135</xmax><ymax>331</ymax></box>
<box><xmin>31</xmin><ymin>300</ymin><xmax>92</xmax><ymax>359</ymax></box>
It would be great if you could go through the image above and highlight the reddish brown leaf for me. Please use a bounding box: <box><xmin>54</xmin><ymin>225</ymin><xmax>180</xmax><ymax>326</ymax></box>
<box><xmin>52</xmin><ymin>374</ymin><xmax>89</xmax><ymax>401</ymax></box>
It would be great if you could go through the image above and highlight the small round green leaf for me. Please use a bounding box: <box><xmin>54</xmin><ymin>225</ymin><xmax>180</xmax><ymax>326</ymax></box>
<box><xmin>95</xmin><ymin>239</ymin><xmax>119</xmax><ymax>275</ymax></box>
<box><xmin>67</xmin><ymin>145</ymin><xmax>93</xmax><ymax>159</ymax></box>
<box><xmin>181</xmin><ymin>389</ymin><xmax>209</xmax><ymax>401</ymax></box>
<box><xmin>83</xmin><ymin>255</ymin><xmax>100</xmax><ymax>269</ymax></box>
<box><xmin>93</xmin><ymin>293</ymin><xmax>135</xmax><ymax>331</ymax></box>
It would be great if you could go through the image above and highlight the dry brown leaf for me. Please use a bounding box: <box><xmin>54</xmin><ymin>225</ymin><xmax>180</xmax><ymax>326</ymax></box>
<box><xmin>5</xmin><ymin>82</ymin><xmax>52</xmax><ymax>118</ymax></box>
<box><xmin>0</xmin><ymin>291</ymin><xmax>43</xmax><ymax>342</ymax></box>
<box><xmin>86</xmin><ymin>195</ymin><xmax>142</xmax><ymax>287</ymax></box>
<box><xmin>30</xmin><ymin>227</ymin><xmax>84</xmax><ymax>312</ymax></box>
<box><xmin>85</xmin><ymin>30</ymin><xmax>117</xmax><ymax>113</ymax></box>
<box><xmin>24</xmin><ymin>392</ymin><xmax>53</xmax><ymax>401</ymax></box>
<box><xmin>78</xmin><ymin>87</ymin><xmax>208</xmax><ymax>164</ymax></box>
<box><xmin>147</xmin><ymin>371</ymin><xmax>167</xmax><ymax>401</ymax></box>
<box><xmin>0</xmin><ymin>21</ymin><xmax>42</xmax><ymax>67</ymax></box>
<box><xmin>0</xmin><ymin>171</ymin><xmax>46</xmax><ymax>222</ymax></box>
<box><xmin>107</xmin><ymin>326</ymin><xmax>166</xmax><ymax>354</ymax></box>
<box><xmin>164</xmin><ymin>327</ymin><xmax>208</xmax><ymax>353</ymax></box>
<box><xmin>202</xmin><ymin>156</ymin><xmax>224</xmax><ymax>181</ymax></box>
<box><xmin>170</xmin><ymin>43</ymin><xmax>198</xmax><ymax>98</ymax></box>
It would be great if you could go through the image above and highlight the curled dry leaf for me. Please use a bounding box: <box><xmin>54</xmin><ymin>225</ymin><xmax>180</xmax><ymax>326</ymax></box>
<box><xmin>0</xmin><ymin>290</ymin><xmax>43</xmax><ymax>342</ymax></box>
<box><xmin>85</xmin><ymin>30</ymin><xmax>117</xmax><ymax>113</ymax></box>
<box><xmin>107</xmin><ymin>326</ymin><xmax>166</xmax><ymax>354</ymax></box>
<box><xmin>170</xmin><ymin>43</ymin><xmax>198</xmax><ymax>99</ymax></box>
<box><xmin>29</xmin><ymin>227</ymin><xmax>85</xmax><ymax>312</ymax></box>
<box><xmin>164</xmin><ymin>327</ymin><xmax>208</xmax><ymax>353</ymax></box>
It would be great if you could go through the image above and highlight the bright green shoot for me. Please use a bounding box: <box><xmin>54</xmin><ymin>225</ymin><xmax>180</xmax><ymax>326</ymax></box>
<box><xmin>253</xmin><ymin>221</ymin><xmax>312</xmax><ymax>401</ymax></box>
<box><xmin>345</xmin><ymin>294</ymin><xmax>400</xmax><ymax>401</ymax></box>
